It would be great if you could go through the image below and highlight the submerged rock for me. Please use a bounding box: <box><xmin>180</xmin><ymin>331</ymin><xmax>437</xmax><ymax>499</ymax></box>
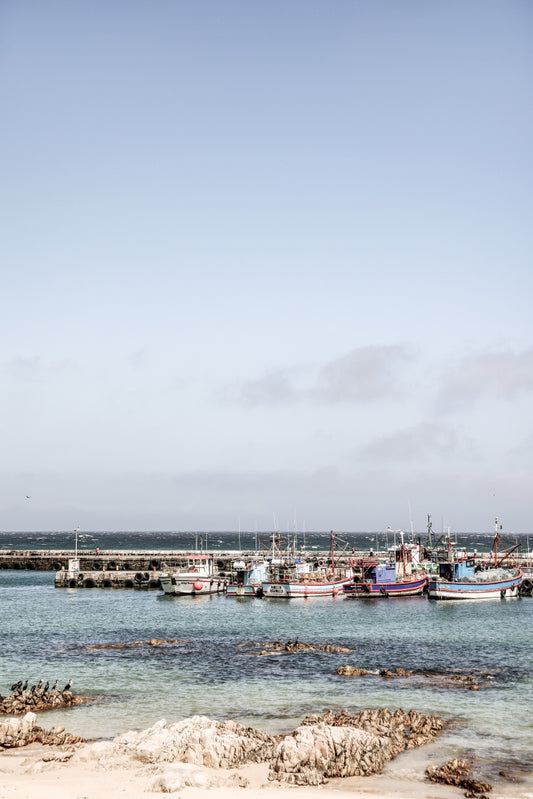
<box><xmin>426</xmin><ymin>758</ymin><xmax>492</xmax><ymax>795</ymax></box>
<box><xmin>336</xmin><ymin>666</ymin><xmax>372</xmax><ymax>676</ymax></box>
<box><xmin>336</xmin><ymin>665</ymin><xmax>486</xmax><ymax>690</ymax></box>
<box><xmin>247</xmin><ymin>639</ymin><xmax>351</xmax><ymax>656</ymax></box>
<box><xmin>84</xmin><ymin>638</ymin><xmax>184</xmax><ymax>650</ymax></box>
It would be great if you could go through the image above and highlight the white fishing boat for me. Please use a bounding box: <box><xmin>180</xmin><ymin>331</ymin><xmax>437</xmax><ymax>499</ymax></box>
<box><xmin>160</xmin><ymin>555</ymin><xmax>225</xmax><ymax>596</ymax></box>
<box><xmin>261</xmin><ymin>531</ymin><xmax>353</xmax><ymax>598</ymax></box>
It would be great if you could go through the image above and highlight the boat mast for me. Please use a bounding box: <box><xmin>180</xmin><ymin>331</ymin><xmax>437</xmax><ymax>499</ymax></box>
<box><xmin>330</xmin><ymin>530</ymin><xmax>335</xmax><ymax>572</ymax></box>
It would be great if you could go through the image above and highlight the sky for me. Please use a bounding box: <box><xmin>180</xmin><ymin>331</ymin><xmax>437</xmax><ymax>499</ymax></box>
<box><xmin>1</xmin><ymin>0</ymin><xmax>532</xmax><ymax>533</ymax></box>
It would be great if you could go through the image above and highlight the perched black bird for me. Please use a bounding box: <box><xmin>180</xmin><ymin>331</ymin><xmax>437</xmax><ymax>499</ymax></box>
<box><xmin>11</xmin><ymin>680</ymin><xmax>22</xmax><ymax>693</ymax></box>
<box><xmin>36</xmin><ymin>679</ymin><xmax>43</xmax><ymax>689</ymax></box>
<box><xmin>42</xmin><ymin>681</ymin><xmax>49</xmax><ymax>693</ymax></box>
<box><xmin>63</xmin><ymin>679</ymin><xmax>73</xmax><ymax>692</ymax></box>
<box><xmin>22</xmin><ymin>679</ymin><xmax>28</xmax><ymax>691</ymax></box>
<box><xmin>52</xmin><ymin>680</ymin><xmax>58</xmax><ymax>691</ymax></box>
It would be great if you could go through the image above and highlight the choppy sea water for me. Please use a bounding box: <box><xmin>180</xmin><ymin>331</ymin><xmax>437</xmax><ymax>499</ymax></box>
<box><xmin>0</xmin><ymin>532</ymin><xmax>532</xmax><ymax>795</ymax></box>
<box><xmin>1</xmin><ymin>528</ymin><xmax>531</xmax><ymax>554</ymax></box>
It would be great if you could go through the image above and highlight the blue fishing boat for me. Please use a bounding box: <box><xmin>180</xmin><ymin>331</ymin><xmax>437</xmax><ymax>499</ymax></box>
<box><xmin>428</xmin><ymin>519</ymin><xmax>523</xmax><ymax>600</ymax></box>
<box><xmin>226</xmin><ymin>559</ymin><xmax>269</xmax><ymax>596</ymax></box>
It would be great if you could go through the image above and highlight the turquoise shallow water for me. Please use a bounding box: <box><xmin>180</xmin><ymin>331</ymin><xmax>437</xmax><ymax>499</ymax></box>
<box><xmin>0</xmin><ymin>569</ymin><xmax>531</xmax><ymax>789</ymax></box>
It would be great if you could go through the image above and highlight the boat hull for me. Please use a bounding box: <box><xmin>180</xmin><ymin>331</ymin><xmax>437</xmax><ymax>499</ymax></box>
<box><xmin>428</xmin><ymin>570</ymin><xmax>523</xmax><ymax>600</ymax></box>
<box><xmin>262</xmin><ymin>575</ymin><xmax>352</xmax><ymax>598</ymax></box>
<box><xmin>344</xmin><ymin>574</ymin><xmax>427</xmax><ymax>598</ymax></box>
<box><xmin>225</xmin><ymin>584</ymin><xmax>260</xmax><ymax>596</ymax></box>
<box><xmin>160</xmin><ymin>574</ymin><xmax>225</xmax><ymax>595</ymax></box>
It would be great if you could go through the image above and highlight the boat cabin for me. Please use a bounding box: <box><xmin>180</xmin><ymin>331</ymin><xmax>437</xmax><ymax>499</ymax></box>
<box><xmin>363</xmin><ymin>562</ymin><xmax>396</xmax><ymax>584</ymax></box>
<box><xmin>232</xmin><ymin>560</ymin><xmax>268</xmax><ymax>586</ymax></box>
<box><xmin>174</xmin><ymin>555</ymin><xmax>214</xmax><ymax>576</ymax></box>
<box><xmin>437</xmin><ymin>558</ymin><xmax>475</xmax><ymax>582</ymax></box>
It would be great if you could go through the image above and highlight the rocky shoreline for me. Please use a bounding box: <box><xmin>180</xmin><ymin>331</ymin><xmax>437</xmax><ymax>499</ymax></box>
<box><xmin>0</xmin><ymin>708</ymin><xmax>525</xmax><ymax>797</ymax></box>
<box><xmin>1</xmin><ymin>706</ymin><xmax>444</xmax><ymax>785</ymax></box>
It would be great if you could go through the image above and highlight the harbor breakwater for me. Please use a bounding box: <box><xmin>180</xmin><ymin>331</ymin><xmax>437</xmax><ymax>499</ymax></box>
<box><xmin>2</xmin><ymin>548</ymin><xmax>533</xmax><ymax>572</ymax></box>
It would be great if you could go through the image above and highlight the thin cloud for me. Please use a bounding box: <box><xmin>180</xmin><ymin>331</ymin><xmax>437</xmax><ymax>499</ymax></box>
<box><xmin>310</xmin><ymin>346</ymin><xmax>410</xmax><ymax>403</ymax></box>
<box><xmin>2</xmin><ymin>356</ymin><xmax>75</xmax><ymax>383</ymax></box>
<box><xmin>235</xmin><ymin>346</ymin><xmax>411</xmax><ymax>407</ymax></box>
<box><xmin>438</xmin><ymin>349</ymin><xmax>533</xmax><ymax>409</ymax></box>
<box><xmin>359</xmin><ymin>422</ymin><xmax>475</xmax><ymax>462</ymax></box>
<box><xmin>238</xmin><ymin>369</ymin><xmax>297</xmax><ymax>407</ymax></box>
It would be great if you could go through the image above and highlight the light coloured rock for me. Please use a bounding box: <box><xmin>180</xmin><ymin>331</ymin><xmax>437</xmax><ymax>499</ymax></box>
<box><xmin>107</xmin><ymin>715</ymin><xmax>275</xmax><ymax>769</ymax></box>
<box><xmin>268</xmin><ymin>722</ymin><xmax>392</xmax><ymax>785</ymax></box>
<box><xmin>0</xmin><ymin>711</ymin><xmax>85</xmax><ymax>749</ymax></box>
<box><xmin>145</xmin><ymin>762</ymin><xmax>232</xmax><ymax>792</ymax></box>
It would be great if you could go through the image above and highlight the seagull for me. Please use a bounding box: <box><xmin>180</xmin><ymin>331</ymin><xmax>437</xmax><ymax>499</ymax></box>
<box><xmin>63</xmin><ymin>679</ymin><xmax>73</xmax><ymax>692</ymax></box>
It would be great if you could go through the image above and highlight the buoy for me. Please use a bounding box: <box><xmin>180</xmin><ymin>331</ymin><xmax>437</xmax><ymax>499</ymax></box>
<box><xmin>193</xmin><ymin>580</ymin><xmax>203</xmax><ymax>592</ymax></box>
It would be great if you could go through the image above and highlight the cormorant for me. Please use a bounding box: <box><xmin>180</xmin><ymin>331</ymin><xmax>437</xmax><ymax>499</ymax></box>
<box><xmin>52</xmin><ymin>680</ymin><xmax>58</xmax><ymax>690</ymax></box>
<box><xmin>30</xmin><ymin>684</ymin><xmax>36</xmax><ymax>693</ymax></box>
<box><xmin>22</xmin><ymin>679</ymin><xmax>28</xmax><ymax>691</ymax></box>
<box><xmin>11</xmin><ymin>680</ymin><xmax>22</xmax><ymax>692</ymax></box>
<box><xmin>37</xmin><ymin>679</ymin><xmax>43</xmax><ymax>689</ymax></box>
<box><xmin>42</xmin><ymin>681</ymin><xmax>49</xmax><ymax>693</ymax></box>
<box><xmin>63</xmin><ymin>679</ymin><xmax>73</xmax><ymax>692</ymax></box>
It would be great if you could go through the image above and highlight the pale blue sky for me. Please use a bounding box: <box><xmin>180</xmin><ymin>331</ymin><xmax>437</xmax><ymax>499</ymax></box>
<box><xmin>1</xmin><ymin>1</ymin><xmax>532</xmax><ymax>532</ymax></box>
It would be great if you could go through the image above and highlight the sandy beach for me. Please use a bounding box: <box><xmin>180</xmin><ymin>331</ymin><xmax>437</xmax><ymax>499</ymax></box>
<box><xmin>1</xmin><ymin>740</ymin><xmax>531</xmax><ymax>799</ymax></box>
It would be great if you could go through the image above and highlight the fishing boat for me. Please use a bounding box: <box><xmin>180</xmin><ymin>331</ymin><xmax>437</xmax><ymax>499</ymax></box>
<box><xmin>427</xmin><ymin>519</ymin><xmax>523</xmax><ymax>600</ymax></box>
<box><xmin>160</xmin><ymin>555</ymin><xmax>225</xmax><ymax>596</ymax></box>
<box><xmin>226</xmin><ymin>559</ymin><xmax>269</xmax><ymax>596</ymax></box>
<box><xmin>344</xmin><ymin>535</ymin><xmax>427</xmax><ymax>598</ymax></box>
<box><xmin>261</xmin><ymin>531</ymin><xmax>353</xmax><ymax>598</ymax></box>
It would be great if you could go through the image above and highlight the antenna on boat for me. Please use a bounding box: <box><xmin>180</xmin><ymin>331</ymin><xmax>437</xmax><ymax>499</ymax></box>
<box><xmin>74</xmin><ymin>525</ymin><xmax>80</xmax><ymax>562</ymax></box>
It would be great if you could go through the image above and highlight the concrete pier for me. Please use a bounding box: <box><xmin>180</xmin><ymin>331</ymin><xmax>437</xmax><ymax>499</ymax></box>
<box><xmin>54</xmin><ymin>569</ymin><xmax>164</xmax><ymax>589</ymax></box>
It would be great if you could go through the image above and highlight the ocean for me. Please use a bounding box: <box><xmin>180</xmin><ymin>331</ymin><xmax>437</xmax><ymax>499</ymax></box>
<box><xmin>0</xmin><ymin>531</ymin><xmax>531</xmax><ymax>793</ymax></box>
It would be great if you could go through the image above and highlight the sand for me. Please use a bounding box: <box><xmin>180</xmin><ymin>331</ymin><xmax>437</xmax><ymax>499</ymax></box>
<box><xmin>2</xmin><ymin>743</ymin><xmax>531</xmax><ymax>799</ymax></box>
